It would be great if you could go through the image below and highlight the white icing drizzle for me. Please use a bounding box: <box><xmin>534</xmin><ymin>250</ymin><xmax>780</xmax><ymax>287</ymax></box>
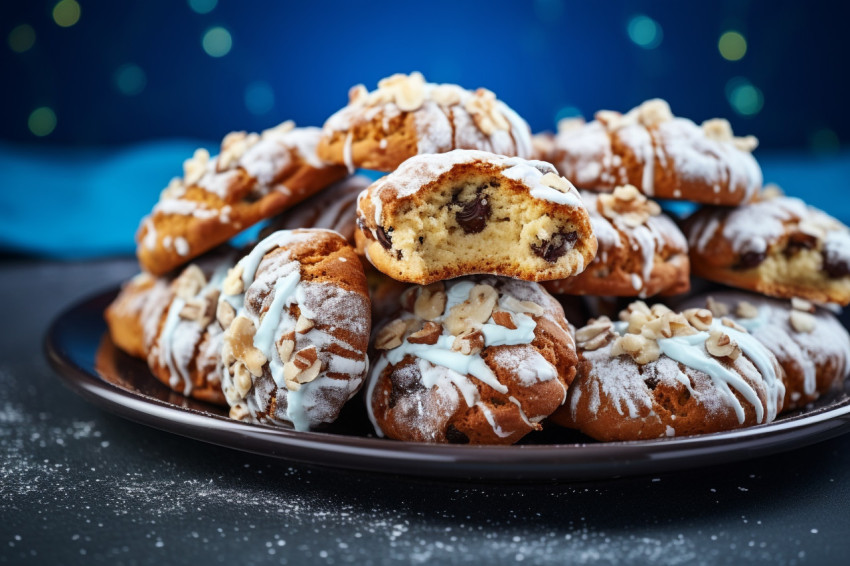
<box><xmin>365</xmin><ymin>277</ymin><xmax>566</xmax><ymax>439</ymax></box>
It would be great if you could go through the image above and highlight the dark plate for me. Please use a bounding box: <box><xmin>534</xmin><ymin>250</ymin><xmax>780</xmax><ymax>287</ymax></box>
<box><xmin>45</xmin><ymin>287</ymin><xmax>850</xmax><ymax>481</ymax></box>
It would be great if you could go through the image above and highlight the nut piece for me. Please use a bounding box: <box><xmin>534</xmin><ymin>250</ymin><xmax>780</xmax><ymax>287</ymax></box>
<box><xmin>232</xmin><ymin>362</ymin><xmax>253</xmax><ymax>397</ymax></box>
<box><xmin>452</xmin><ymin>329</ymin><xmax>485</xmax><ymax>356</ymax></box>
<box><xmin>736</xmin><ymin>301</ymin><xmax>760</xmax><ymax>319</ymax></box>
<box><xmin>174</xmin><ymin>264</ymin><xmax>207</xmax><ymax>300</ymax></box>
<box><xmin>407</xmin><ymin>321</ymin><xmax>442</xmax><ymax>345</ymax></box>
<box><xmin>217</xmin><ymin>299</ymin><xmax>236</xmax><ymax>329</ymax></box>
<box><xmin>276</xmin><ymin>331</ymin><xmax>296</xmax><ymax>364</ymax></box>
<box><xmin>721</xmin><ymin>317</ymin><xmax>747</xmax><ymax>333</ymax></box>
<box><xmin>683</xmin><ymin>308</ymin><xmax>713</xmax><ymax>332</ymax></box>
<box><xmin>222</xmin><ymin>265</ymin><xmax>245</xmax><ymax>296</ymax></box>
<box><xmin>491</xmin><ymin>311</ymin><xmax>517</xmax><ymax>330</ymax></box>
<box><xmin>705</xmin><ymin>330</ymin><xmax>741</xmax><ymax>360</ymax></box>
<box><xmin>295</xmin><ymin>314</ymin><xmax>314</xmax><ymax>334</ymax></box>
<box><xmin>635</xmin><ymin>99</ymin><xmax>674</xmax><ymax>128</ymax></box>
<box><xmin>377</xmin><ymin>72</ymin><xmax>426</xmax><ymax>112</ymax></box>
<box><xmin>702</xmin><ymin>118</ymin><xmax>758</xmax><ymax>152</ymax></box>
<box><xmin>431</xmin><ymin>84</ymin><xmax>462</xmax><ymax>107</ymax></box>
<box><xmin>597</xmin><ymin>185</ymin><xmax>661</xmax><ymax>227</ymax></box>
<box><xmin>260</xmin><ymin>120</ymin><xmax>295</xmax><ymax>140</ymax></box>
<box><xmin>283</xmin><ymin>346</ymin><xmax>322</xmax><ymax>390</ymax></box>
<box><xmin>791</xmin><ymin>297</ymin><xmax>815</xmax><ymax>313</ymax></box>
<box><xmin>667</xmin><ymin>313</ymin><xmax>698</xmax><ymax>337</ymax></box>
<box><xmin>789</xmin><ymin>310</ymin><xmax>816</xmax><ymax>333</ymax></box>
<box><xmin>619</xmin><ymin>300</ymin><xmax>652</xmax><ymax>321</ymax></box>
<box><xmin>610</xmin><ymin>333</ymin><xmax>661</xmax><ymax>365</ymax></box>
<box><xmin>465</xmin><ymin>88</ymin><xmax>510</xmax><ymax>135</ymax></box>
<box><xmin>224</xmin><ymin>315</ymin><xmax>268</xmax><ymax>377</ymax></box>
<box><xmin>705</xmin><ymin>296</ymin><xmax>730</xmax><ymax>317</ymax></box>
<box><xmin>374</xmin><ymin>319</ymin><xmax>409</xmax><ymax>350</ymax></box>
<box><xmin>541</xmin><ymin>172</ymin><xmax>573</xmax><ymax>194</ymax></box>
<box><xmin>444</xmin><ymin>284</ymin><xmax>499</xmax><ymax>335</ymax></box>
<box><xmin>500</xmin><ymin>295</ymin><xmax>545</xmax><ymax>317</ymax></box>
<box><xmin>229</xmin><ymin>404</ymin><xmax>249</xmax><ymax>421</ymax></box>
<box><xmin>179</xmin><ymin>297</ymin><xmax>205</xmax><ymax>322</ymax></box>
<box><xmin>575</xmin><ymin>317</ymin><xmax>615</xmax><ymax>351</ymax></box>
<box><xmin>183</xmin><ymin>148</ymin><xmax>210</xmax><ymax>186</ymax></box>
<box><xmin>413</xmin><ymin>282</ymin><xmax>447</xmax><ymax>321</ymax></box>
<box><xmin>218</xmin><ymin>131</ymin><xmax>260</xmax><ymax>171</ymax></box>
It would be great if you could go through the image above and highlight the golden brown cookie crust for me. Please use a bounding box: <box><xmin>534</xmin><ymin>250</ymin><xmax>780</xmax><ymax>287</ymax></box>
<box><xmin>136</xmin><ymin>123</ymin><xmax>347</xmax><ymax>277</ymax></box>
<box><xmin>366</xmin><ymin>276</ymin><xmax>577</xmax><ymax>444</ymax></box>
<box><xmin>544</xmin><ymin>187</ymin><xmax>690</xmax><ymax>297</ymax></box>
<box><xmin>552</xmin><ymin>99</ymin><xmax>762</xmax><ymax>206</ymax></box>
<box><xmin>684</xmin><ymin>194</ymin><xmax>850</xmax><ymax>305</ymax></box>
<box><xmin>318</xmin><ymin>72</ymin><xmax>533</xmax><ymax>172</ymax></box>
<box><xmin>356</xmin><ymin>150</ymin><xmax>597</xmax><ymax>285</ymax></box>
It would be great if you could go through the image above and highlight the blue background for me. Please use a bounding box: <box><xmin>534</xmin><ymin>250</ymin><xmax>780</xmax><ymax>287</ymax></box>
<box><xmin>2</xmin><ymin>0</ymin><xmax>849</xmax><ymax>258</ymax></box>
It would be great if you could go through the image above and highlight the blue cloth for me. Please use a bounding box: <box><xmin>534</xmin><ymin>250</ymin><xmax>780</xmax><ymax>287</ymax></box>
<box><xmin>0</xmin><ymin>142</ymin><xmax>847</xmax><ymax>258</ymax></box>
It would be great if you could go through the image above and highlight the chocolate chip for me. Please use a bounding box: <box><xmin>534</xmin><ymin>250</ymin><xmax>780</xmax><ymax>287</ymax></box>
<box><xmin>388</xmin><ymin>367</ymin><xmax>424</xmax><ymax>409</ymax></box>
<box><xmin>455</xmin><ymin>195</ymin><xmax>491</xmax><ymax>234</ymax></box>
<box><xmin>531</xmin><ymin>231</ymin><xmax>578</xmax><ymax>263</ymax></box>
<box><xmin>376</xmin><ymin>226</ymin><xmax>393</xmax><ymax>250</ymax></box>
<box><xmin>784</xmin><ymin>232</ymin><xmax>817</xmax><ymax>257</ymax></box>
<box><xmin>445</xmin><ymin>424</ymin><xmax>470</xmax><ymax>444</ymax></box>
<box><xmin>418</xmin><ymin>236</ymin><xmax>424</xmax><ymax>244</ymax></box>
<box><xmin>357</xmin><ymin>218</ymin><xmax>374</xmax><ymax>240</ymax></box>
<box><xmin>644</xmin><ymin>376</ymin><xmax>659</xmax><ymax>390</ymax></box>
<box><xmin>824</xmin><ymin>255</ymin><xmax>850</xmax><ymax>278</ymax></box>
<box><xmin>737</xmin><ymin>251</ymin><xmax>766</xmax><ymax>269</ymax></box>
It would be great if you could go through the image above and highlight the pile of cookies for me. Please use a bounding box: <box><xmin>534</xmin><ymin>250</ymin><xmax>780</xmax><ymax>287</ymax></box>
<box><xmin>105</xmin><ymin>72</ymin><xmax>850</xmax><ymax>445</ymax></box>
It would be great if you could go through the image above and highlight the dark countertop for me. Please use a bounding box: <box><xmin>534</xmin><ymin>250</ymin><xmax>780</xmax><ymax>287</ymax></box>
<box><xmin>2</xmin><ymin>258</ymin><xmax>849</xmax><ymax>565</ymax></box>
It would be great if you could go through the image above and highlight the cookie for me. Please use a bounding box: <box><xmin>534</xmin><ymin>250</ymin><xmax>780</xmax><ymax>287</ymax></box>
<box><xmin>317</xmin><ymin>72</ymin><xmax>532</xmax><ymax>172</ymax></box>
<box><xmin>683</xmin><ymin>192</ymin><xmax>850</xmax><ymax>305</ymax></box>
<box><xmin>136</xmin><ymin>121</ymin><xmax>348</xmax><ymax>276</ymax></box>
<box><xmin>551</xmin><ymin>99</ymin><xmax>762</xmax><ymax>205</ymax></box>
<box><xmin>355</xmin><ymin>150</ymin><xmax>598</xmax><ymax>285</ymax></box>
<box><xmin>260</xmin><ymin>175</ymin><xmax>371</xmax><ymax>246</ymax></box>
<box><xmin>103</xmin><ymin>247</ymin><xmax>238</xmax><ymax>404</ymax></box>
<box><xmin>680</xmin><ymin>292</ymin><xmax>850</xmax><ymax>411</ymax></box>
<box><xmin>218</xmin><ymin>229</ymin><xmax>371</xmax><ymax>430</ymax></box>
<box><xmin>366</xmin><ymin>276</ymin><xmax>578</xmax><ymax>444</ymax></box>
<box><xmin>544</xmin><ymin>186</ymin><xmax>690</xmax><ymax>297</ymax></box>
<box><xmin>550</xmin><ymin>301</ymin><xmax>786</xmax><ymax>440</ymax></box>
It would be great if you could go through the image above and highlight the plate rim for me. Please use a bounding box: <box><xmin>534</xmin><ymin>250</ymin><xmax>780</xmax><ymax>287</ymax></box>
<box><xmin>44</xmin><ymin>287</ymin><xmax>850</xmax><ymax>481</ymax></box>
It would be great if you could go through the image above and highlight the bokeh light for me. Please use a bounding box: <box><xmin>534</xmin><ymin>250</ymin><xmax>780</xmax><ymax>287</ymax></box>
<box><xmin>52</xmin><ymin>0</ymin><xmax>81</xmax><ymax>28</ymax></box>
<box><xmin>28</xmin><ymin>107</ymin><xmax>57</xmax><ymax>137</ymax></box>
<box><xmin>8</xmin><ymin>24</ymin><xmax>36</xmax><ymax>53</ymax></box>
<box><xmin>244</xmin><ymin>81</ymin><xmax>275</xmax><ymax>115</ymax></box>
<box><xmin>114</xmin><ymin>64</ymin><xmax>147</xmax><ymax>96</ymax></box>
<box><xmin>810</xmin><ymin>128</ymin><xmax>840</xmax><ymax>154</ymax></box>
<box><xmin>188</xmin><ymin>0</ymin><xmax>217</xmax><ymax>15</ymax></box>
<box><xmin>202</xmin><ymin>26</ymin><xmax>231</xmax><ymax>57</ymax></box>
<box><xmin>718</xmin><ymin>31</ymin><xmax>747</xmax><ymax>61</ymax></box>
<box><xmin>726</xmin><ymin>77</ymin><xmax>764</xmax><ymax>116</ymax></box>
<box><xmin>627</xmin><ymin>15</ymin><xmax>662</xmax><ymax>49</ymax></box>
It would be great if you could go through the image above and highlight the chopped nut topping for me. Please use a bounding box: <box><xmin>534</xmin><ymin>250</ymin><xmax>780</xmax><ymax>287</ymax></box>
<box><xmin>444</xmin><ymin>284</ymin><xmax>499</xmax><ymax>335</ymax></box>
<box><xmin>223</xmin><ymin>315</ymin><xmax>267</xmax><ymax>377</ymax></box>
<box><xmin>216</xmin><ymin>299</ymin><xmax>236</xmax><ymax>329</ymax></box>
<box><xmin>500</xmin><ymin>295</ymin><xmax>545</xmax><ymax>317</ymax></box>
<box><xmin>791</xmin><ymin>297</ymin><xmax>815</xmax><ymax>313</ymax></box>
<box><xmin>705</xmin><ymin>296</ymin><xmax>730</xmax><ymax>317</ymax></box>
<box><xmin>789</xmin><ymin>310</ymin><xmax>816</xmax><ymax>333</ymax></box>
<box><xmin>375</xmin><ymin>72</ymin><xmax>426</xmax><ymax>112</ymax></box>
<box><xmin>295</xmin><ymin>314</ymin><xmax>314</xmax><ymax>334</ymax></box>
<box><xmin>759</xmin><ymin>184</ymin><xmax>784</xmax><ymax>201</ymax></box>
<box><xmin>183</xmin><ymin>148</ymin><xmax>209</xmax><ymax>186</ymax></box>
<box><xmin>626</xmin><ymin>310</ymin><xmax>651</xmax><ymax>335</ymax></box>
<box><xmin>431</xmin><ymin>84</ymin><xmax>463</xmax><ymax>107</ymax></box>
<box><xmin>611</xmin><ymin>333</ymin><xmax>661</xmax><ymax>365</ymax></box>
<box><xmin>619</xmin><ymin>300</ymin><xmax>652</xmax><ymax>321</ymax></box>
<box><xmin>557</xmin><ymin>117</ymin><xmax>585</xmax><ymax>134</ymax></box>
<box><xmin>575</xmin><ymin>317</ymin><xmax>615</xmax><ymax>351</ymax></box>
<box><xmin>283</xmin><ymin>353</ymin><xmax>322</xmax><ymax>391</ymax></box>
<box><xmin>597</xmin><ymin>185</ymin><xmax>661</xmax><ymax>227</ymax></box>
<box><xmin>407</xmin><ymin>321</ymin><xmax>442</xmax><ymax>345</ymax></box>
<box><xmin>683</xmin><ymin>308</ymin><xmax>713</xmax><ymax>331</ymax></box>
<box><xmin>232</xmin><ymin>362</ymin><xmax>253</xmax><ymax>397</ymax></box>
<box><xmin>375</xmin><ymin>318</ymin><xmax>409</xmax><ymax>350</ymax></box>
<box><xmin>540</xmin><ymin>172</ymin><xmax>573</xmax><ymax>194</ymax></box>
<box><xmin>413</xmin><ymin>282</ymin><xmax>447</xmax><ymax>321</ymax></box>
<box><xmin>399</xmin><ymin>286</ymin><xmax>418</xmax><ymax>313</ymax></box>
<box><xmin>736</xmin><ymin>301</ymin><xmax>760</xmax><ymax>319</ymax></box>
<box><xmin>218</xmin><ymin>131</ymin><xmax>260</xmax><ymax>171</ymax></box>
<box><xmin>465</xmin><ymin>88</ymin><xmax>510</xmax><ymax>135</ymax></box>
<box><xmin>705</xmin><ymin>329</ymin><xmax>741</xmax><ymax>360</ymax></box>
<box><xmin>491</xmin><ymin>311</ymin><xmax>517</xmax><ymax>330</ymax></box>
<box><xmin>229</xmin><ymin>404</ymin><xmax>249</xmax><ymax>420</ymax></box>
<box><xmin>179</xmin><ymin>297</ymin><xmax>205</xmax><ymax>322</ymax></box>
<box><xmin>668</xmin><ymin>313</ymin><xmax>698</xmax><ymax>337</ymax></box>
<box><xmin>650</xmin><ymin>303</ymin><xmax>672</xmax><ymax>317</ymax></box>
<box><xmin>222</xmin><ymin>265</ymin><xmax>245</xmax><ymax>296</ymax></box>
<box><xmin>348</xmin><ymin>84</ymin><xmax>368</xmax><ymax>103</ymax></box>
<box><xmin>174</xmin><ymin>264</ymin><xmax>206</xmax><ymax>300</ymax></box>
<box><xmin>452</xmin><ymin>329</ymin><xmax>485</xmax><ymax>356</ymax></box>
<box><xmin>635</xmin><ymin>99</ymin><xmax>674</xmax><ymax>128</ymax></box>
<box><xmin>721</xmin><ymin>317</ymin><xmax>746</xmax><ymax>332</ymax></box>
<box><xmin>701</xmin><ymin>118</ymin><xmax>758</xmax><ymax>152</ymax></box>
<box><xmin>276</xmin><ymin>331</ymin><xmax>296</xmax><ymax>364</ymax></box>
<box><xmin>260</xmin><ymin>120</ymin><xmax>294</xmax><ymax>140</ymax></box>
